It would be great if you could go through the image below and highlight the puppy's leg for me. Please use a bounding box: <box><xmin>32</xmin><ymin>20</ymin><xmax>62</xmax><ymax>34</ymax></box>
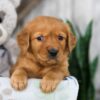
<box><xmin>41</xmin><ymin>68</ymin><xmax>69</xmax><ymax>93</ymax></box>
<box><xmin>11</xmin><ymin>68</ymin><xmax>28</xmax><ymax>90</ymax></box>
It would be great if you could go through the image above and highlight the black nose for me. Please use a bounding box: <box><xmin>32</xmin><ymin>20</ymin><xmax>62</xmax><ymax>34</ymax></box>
<box><xmin>48</xmin><ymin>48</ymin><xmax>58</xmax><ymax>57</ymax></box>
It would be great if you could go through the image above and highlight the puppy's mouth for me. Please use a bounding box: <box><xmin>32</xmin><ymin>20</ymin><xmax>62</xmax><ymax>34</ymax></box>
<box><xmin>37</xmin><ymin>54</ymin><xmax>58</xmax><ymax>65</ymax></box>
<box><xmin>47</xmin><ymin>57</ymin><xmax>58</xmax><ymax>64</ymax></box>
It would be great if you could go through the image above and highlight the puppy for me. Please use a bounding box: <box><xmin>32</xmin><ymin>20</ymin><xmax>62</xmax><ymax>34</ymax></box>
<box><xmin>10</xmin><ymin>16</ymin><xmax>76</xmax><ymax>93</ymax></box>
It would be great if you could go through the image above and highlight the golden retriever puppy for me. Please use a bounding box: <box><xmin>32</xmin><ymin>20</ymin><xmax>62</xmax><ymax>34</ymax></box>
<box><xmin>10</xmin><ymin>16</ymin><xmax>76</xmax><ymax>93</ymax></box>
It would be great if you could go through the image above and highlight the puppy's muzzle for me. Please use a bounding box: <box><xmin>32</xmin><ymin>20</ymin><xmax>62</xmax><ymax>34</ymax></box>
<box><xmin>48</xmin><ymin>48</ymin><xmax>58</xmax><ymax>58</ymax></box>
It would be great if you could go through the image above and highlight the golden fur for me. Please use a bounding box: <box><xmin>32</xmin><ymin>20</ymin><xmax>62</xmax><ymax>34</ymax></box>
<box><xmin>10</xmin><ymin>16</ymin><xmax>76</xmax><ymax>93</ymax></box>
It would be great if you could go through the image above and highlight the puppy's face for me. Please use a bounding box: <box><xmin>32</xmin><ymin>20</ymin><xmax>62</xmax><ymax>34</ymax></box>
<box><xmin>17</xmin><ymin>16</ymin><xmax>76</xmax><ymax>66</ymax></box>
<box><xmin>31</xmin><ymin>30</ymin><xmax>66</xmax><ymax>65</ymax></box>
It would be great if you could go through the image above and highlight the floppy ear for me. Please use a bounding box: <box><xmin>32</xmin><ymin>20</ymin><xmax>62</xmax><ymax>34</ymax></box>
<box><xmin>66</xmin><ymin>24</ymin><xmax>77</xmax><ymax>53</ymax></box>
<box><xmin>17</xmin><ymin>29</ymin><xmax>30</xmax><ymax>56</ymax></box>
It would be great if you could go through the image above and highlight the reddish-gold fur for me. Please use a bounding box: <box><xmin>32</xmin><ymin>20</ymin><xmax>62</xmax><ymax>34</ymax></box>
<box><xmin>10</xmin><ymin>16</ymin><xmax>76</xmax><ymax>93</ymax></box>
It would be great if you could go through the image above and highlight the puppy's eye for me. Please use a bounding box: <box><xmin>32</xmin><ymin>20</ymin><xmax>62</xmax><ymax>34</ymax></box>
<box><xmin>36</xmin><ymin>35</ymin><xmax>44</xmax><ymax>41</ymax></box>
<box><xmin>58</xmin><ymin>35</ymin><xmax>64</xmax><ymax>41</ymax></box>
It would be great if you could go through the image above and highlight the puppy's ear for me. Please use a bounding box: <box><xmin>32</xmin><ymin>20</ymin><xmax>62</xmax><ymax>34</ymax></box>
<box><xmin>66</xmin><ymin>24</ymin><xmax>76</xmax><ymax>53</ymax></box>
<box><xmin>17</xmin><ymin>29</ymin><xmax>30</xmax><ymax>55</ymax></box>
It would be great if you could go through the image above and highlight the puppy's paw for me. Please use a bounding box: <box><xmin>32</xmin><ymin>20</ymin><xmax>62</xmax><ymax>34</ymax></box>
<box><xmin>11</xmin><ymin>74</ymin><xmax>27</xmax><ymax>90</ymax></box>
<box><xmin>40</xmin><ymin>77</ymin><xmax>60</xmax><ymax>93</ymax></box>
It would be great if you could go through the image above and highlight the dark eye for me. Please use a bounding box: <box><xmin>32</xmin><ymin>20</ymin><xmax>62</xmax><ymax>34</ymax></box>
<box><xmin>36</xmin><ymin>35</ymin><xmax>44</xmax><ymax>41</ymax></box>
<box><xmin>58</xmin><ymin>35</ymin><xmax>64</xmax><ymax>41</ymax></box>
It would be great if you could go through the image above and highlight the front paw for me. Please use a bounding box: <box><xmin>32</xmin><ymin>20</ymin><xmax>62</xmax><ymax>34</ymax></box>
<box><xmin>40</xmin><ymin>77</ymin><xmax>60</xmax><ymax>93</ymax></box>
<box><xmin>11</xmin><ymin>74</ymin><xmax>27</xmax><ymax>90</ymax></box>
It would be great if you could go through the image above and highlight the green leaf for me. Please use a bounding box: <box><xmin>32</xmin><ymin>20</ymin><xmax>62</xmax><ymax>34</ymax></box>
<box><xmin>69</xmin><ymin>47</ymin><xmax>87</xmax><ymax>100</ymax></box>
<box><xmin>69</xmin><ymin>49</ymin><xmax>83</xmax><ymax>82</ymax></box>
<box><xmin>87</xmin><ymin>82</ymin><xmax>95</xmax><ymax>100</ymax></box>
<box><xmin>89</xmin><ymin>57</ymin><xmax>98</xmax><ymax>79</ymax></box>
<box><xmin>67</xmin><ymin>20</ymin><xmax>97</xmax><ymax>100</ymax></box>
<box><xmin>76</xmin><ymin>37</ymin><xmax>89</xmax><ymax>68</ymax></box>
<box><xmin>84</xmin><ymin>20</ymin><xmax>93</xmax><ymax>44</ymax></box>
<box><xmin>76</xmin><ymin>26</ymin><xmax>92</xmax><ymax>94</ymax></box>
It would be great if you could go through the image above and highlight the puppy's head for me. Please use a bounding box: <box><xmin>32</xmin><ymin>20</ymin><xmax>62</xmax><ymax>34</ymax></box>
<box><xmin>17</xmin><ymin>16</ymin><xmax>76</xmax><ymax>66</ymax></box>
